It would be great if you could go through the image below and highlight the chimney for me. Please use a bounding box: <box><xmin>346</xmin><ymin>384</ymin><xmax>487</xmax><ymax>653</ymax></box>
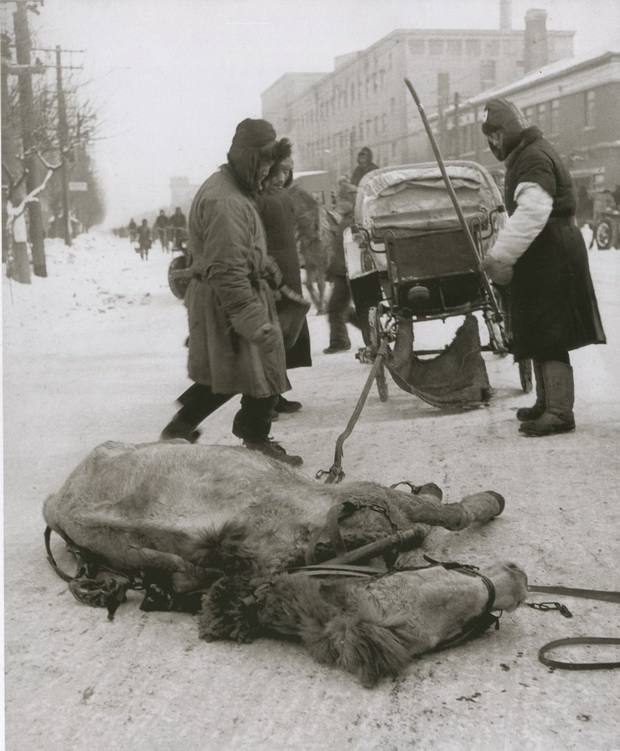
<box><xmin>500</xmin><ymin>0</ymin><xmax>512</xmax><ymax>30</ymax></box>
<box><xmin>524</xmin><ymin>9</ymin><xmax>549</xmax><ymax>72</ymax></box>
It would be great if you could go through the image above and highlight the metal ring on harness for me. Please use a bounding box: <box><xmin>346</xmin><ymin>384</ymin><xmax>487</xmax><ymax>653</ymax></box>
<box><xmin>538</xmin><ymin>637</ymin><xmax>620</xmax><ymax>670</ymax></box>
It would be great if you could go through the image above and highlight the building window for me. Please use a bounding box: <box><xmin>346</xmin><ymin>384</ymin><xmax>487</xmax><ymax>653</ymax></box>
<box><xmin>525</xmin><ymin>106</ymin><xmax>535</xmax><ymax>125</ymax></box>
<box><xmin>466</xmin><ymin>39</ymin><xmax>481</xmax><ymax>56</ymax></box>
<box><xmin>585</xmin><ymin>90</ymin><xmax>595</xmax><ymax>128</ymax></box>
<box><xmin>485</xmin><ymin>40</ymin><xmax>500</xmax><ymax>56</ymax></box>
<box><xmin>550</xmin><ymin>99</ymin><xmax>560</xmax><ymax>134</ymax></box>
<box><xmin>447</xmin><ymin>39</ymin><xmax>462</xmax><ymax>56</ymax></box>
<box><xmin>537</xmin><ymin>102</ymin><xmax>548</xmax><ymax>133</ymax></box>
<box><xmin>409</xmin><ymin>39</ymin><xmax>426</xmax><ymax>55</ymax></box>
<box><xmin>480</xmin><ymin>60</ymin><xmax>496</xmax><ymax>90</ymax></box>
<box><xmin>429</xmin><ymin>39</ymin><xmax>444</xmax><ymax>55</ymax></box>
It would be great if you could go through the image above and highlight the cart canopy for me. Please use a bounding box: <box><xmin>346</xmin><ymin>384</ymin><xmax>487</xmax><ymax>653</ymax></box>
<box><xmin>355</xmin><ymin>161</ymin><xmax>504</xmax><ymax>238</ymax></box>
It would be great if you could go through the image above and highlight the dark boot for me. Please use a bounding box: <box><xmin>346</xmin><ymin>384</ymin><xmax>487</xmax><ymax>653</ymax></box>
<box><xmin>519</xmin><ymin>361</ymin><xmax>576</xmax><ymax>436</ymax></box>
<box><xmin>516</xmin><ymin>361</ymin><xmax>545</xmax><ymax>421</ymax></box>
<box><xmin>242</xmin><ymin>437</ymin><xmax>303</xmax><ymax>466</ymax></box>
<box><xmin>275</xmin><ymin>395</ymin><xmax>302</xmax><ymax>413</ymax></box>
<box><xmin>160</xmin><ymin>384</ymin><xmax>232</xmax><ymax>443</ymax></box>
<box><xmin>232</xmin><ymin>396</ymin><xmax>303</xmax><ymax>466</ymax></box>
<box><xmin>160</xmin><ymin>415</ymin><xmax>201</xmax><ymax>443</ymax></box>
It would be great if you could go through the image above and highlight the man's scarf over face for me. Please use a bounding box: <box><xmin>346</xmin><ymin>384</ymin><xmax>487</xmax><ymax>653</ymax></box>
<box><xmin>481</xmin><ymin>98</ymin><xmax>530</xmax><ymax>162</ymax></box>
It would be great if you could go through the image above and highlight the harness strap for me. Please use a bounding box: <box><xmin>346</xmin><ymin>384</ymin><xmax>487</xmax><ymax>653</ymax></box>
<box><xmin>528</xmin><ymin>585</ymin><xmax>620</xmax><ymax>604</ymax></box>
<box><xmin>429</xmin><ymin>563</ymin><xmax>500</xmax><ymax>652</ymax></box>
<box><xmin>538</xmin><ymin>637</ymin><xmax>620</xmax><ymax>670</ymax></box>
<box><xmin>44</xmin><ymin>526</ymin><xmax>74</xmax><ymax>582</ymax></box>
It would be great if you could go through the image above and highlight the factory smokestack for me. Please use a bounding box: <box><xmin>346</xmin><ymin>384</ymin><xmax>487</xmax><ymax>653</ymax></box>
<box><xmin>500</xmin><ymin>0</ymin><xmax>512</xmax><ymax>30</ymax></box>
<box><xmin>524</xmin><ymin>9</ymin><xmax>549</xmax><ymax>72</ymax></box>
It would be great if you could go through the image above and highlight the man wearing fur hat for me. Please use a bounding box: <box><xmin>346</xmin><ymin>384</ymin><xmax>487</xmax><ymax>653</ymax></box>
<box><xmin>481</xmin><ymin>98</ymin><xmax>606</xmax><ymax>436</ymax></box>
<box><xmin>160</xmin><ymin>118</ymin><xmax>302</xmax><ymax>465</ymax></box>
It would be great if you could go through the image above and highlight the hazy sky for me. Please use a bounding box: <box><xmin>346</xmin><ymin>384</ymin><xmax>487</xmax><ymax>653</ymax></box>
<box><xmin>28</xmin><ymin>0</ymin><xmax>620</xmax><ymax>227</ymax></box>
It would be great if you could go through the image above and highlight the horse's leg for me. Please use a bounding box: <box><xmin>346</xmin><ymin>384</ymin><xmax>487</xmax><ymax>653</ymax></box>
<box><xmin>397</xmin><ymin>490</ymin><xmax>505</xmax><ymax>531</ymax></box>
<box><xmin>304</xmin><ymin>268</ymin><xmax>321</xmax><ymax>313</ymax></box>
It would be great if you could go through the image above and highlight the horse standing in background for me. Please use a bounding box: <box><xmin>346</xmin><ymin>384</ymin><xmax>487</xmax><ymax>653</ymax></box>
<box><xmin>289</xmin><ymin>185</ymin><xmax>342</xmax><ymax>315</ymax></box>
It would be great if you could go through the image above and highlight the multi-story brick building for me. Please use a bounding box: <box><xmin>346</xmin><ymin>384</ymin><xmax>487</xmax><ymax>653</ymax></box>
<box><xmin>426</xmin><ymin>48</ymin><xmax>620</xmax><ymax>198</ymax></box>
<box><xmin>261</xmin><ymin>6</ymin><xmax>574</xmax><ymax>178</ymax></box>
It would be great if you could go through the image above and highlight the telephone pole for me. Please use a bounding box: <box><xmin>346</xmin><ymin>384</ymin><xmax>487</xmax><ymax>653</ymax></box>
<box><xmin>12</xmin><ymin>0</ymin><xmax>47</xmax><ymax>276</ymax></box>
<box><xmin>55</xmin><ymin>45</ymin><xmax>71</xmax><ymax>246</ymax></box>
<box><xmin>1</xmin><ymin>30</ymin><xmax>31</xmax><ymax>282</ymax></box>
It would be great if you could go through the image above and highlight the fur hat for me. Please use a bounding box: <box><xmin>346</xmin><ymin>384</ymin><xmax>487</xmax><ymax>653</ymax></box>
<box><xmin>226</xmin><ymin>119</ymin><xmax>278</xmax><ymax>195</ymax></box>
<box><xmin>229</xmin><ymin>118</ymin><xmax>276</xmax><ymax>150</ymax></box>
<box><xmin>481</xmin><ymin>98</ymin><xmax>530</xmax><ymax>161</ymax></box>
<box><xmin>265</xmin><ymin>138</ymin><xmax>294</xmax><ymax>188</ymax></box>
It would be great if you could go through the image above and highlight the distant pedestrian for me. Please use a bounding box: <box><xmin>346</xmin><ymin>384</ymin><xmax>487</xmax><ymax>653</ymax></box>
<box><xmin>136</xmin><ymin>219</ymin><xmax>151</xmax><ymax>260</ymax></box>
<box><xmin>169</xmin><ymin>206</ymin><xmax>187</xmax><ymax>251</ymax></box>
<box><xmin>480</xmin><ymin>97</ymin><xmax>606</xmax><ymax>436</ymax></box>
<box><xmin>338</xmin><ymin>146</ymin><xmax>378</xmax><ymax>201</ymax></box>
<box><xmin>323</xmin><ymin>200</ymin><xmax>355</xmax><ymax>354</ymax></box>
<box><xmin>154</xmin><ymin>210</ymin><xmax>170</xmax><ymax>252</ymax></box>
<box><xmin>128</xmin><ymin>218</ymin><xmax>137</xmax><ymax>244</ymax></box>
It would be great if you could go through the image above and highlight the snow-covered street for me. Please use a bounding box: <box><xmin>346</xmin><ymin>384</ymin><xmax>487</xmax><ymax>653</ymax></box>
<box><xmin>3</xmin><ymin>233</ymin><xmax>620</xmax><ymax>751</ymax></box>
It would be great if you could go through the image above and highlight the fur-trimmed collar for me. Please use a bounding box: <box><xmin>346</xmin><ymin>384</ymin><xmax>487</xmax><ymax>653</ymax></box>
<box><xmin>505</xmin><ymin>126</ymin><xmax>544</xmax><ymax>168</ymax></box>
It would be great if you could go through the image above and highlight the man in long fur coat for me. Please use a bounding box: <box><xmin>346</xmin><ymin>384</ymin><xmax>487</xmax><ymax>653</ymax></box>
<box><xmin>160</xmin><ymin>119</ymin><xmax>302</xmax><ymax>465</ymax></box>
<box><xmin>480</xmin><ymin>98</ymin><xmax>606</xmax><ymax>436</ymax></box>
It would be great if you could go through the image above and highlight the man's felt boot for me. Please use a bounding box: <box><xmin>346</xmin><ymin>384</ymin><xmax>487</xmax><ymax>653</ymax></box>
<box><xmin>516</xmin><ymin>361</ymin><xmax>546</xmax><ymax>421</ymax></box>
<box><xmin>519</xmin><ymin>361</ymin><xmax>575</xmax><ymax>436</ymax></box>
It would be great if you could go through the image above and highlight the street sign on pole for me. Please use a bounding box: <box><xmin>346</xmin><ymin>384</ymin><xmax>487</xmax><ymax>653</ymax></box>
<box><xmin>68</xmin><ymin>181</ymin><xmax>88</xmax><ymax>192</ymax></box>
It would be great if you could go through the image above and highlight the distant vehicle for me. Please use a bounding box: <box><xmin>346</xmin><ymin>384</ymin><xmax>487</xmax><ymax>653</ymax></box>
<box><xmin>292</xmin><ymin>170</ymin><xmax>335</xmax><ymax>206</ymax></box>
<box><xmin>593</xmin><ymin>207</ymin><xmax>620</xmax><ymax>250</ymax></box>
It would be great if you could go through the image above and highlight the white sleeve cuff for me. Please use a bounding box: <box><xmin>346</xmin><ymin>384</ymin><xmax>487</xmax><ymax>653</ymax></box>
<box><xmin>489</xmin><ymin>182</ymin><xmax>553</xmax><ymax>266</ymax></box>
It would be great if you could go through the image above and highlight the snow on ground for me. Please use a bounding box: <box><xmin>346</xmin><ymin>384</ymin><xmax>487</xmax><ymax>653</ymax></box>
<box><xmin>3</xmin><ymin>232</ymin><xmax>620</xmax><ymax>751</ymax></box>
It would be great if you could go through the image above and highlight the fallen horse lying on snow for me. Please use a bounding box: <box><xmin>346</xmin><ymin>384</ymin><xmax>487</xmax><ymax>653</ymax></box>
<box><xmin>44</xmin><ymin>440</ymin><xmax>527</xmax><ymax>686</ymax></box>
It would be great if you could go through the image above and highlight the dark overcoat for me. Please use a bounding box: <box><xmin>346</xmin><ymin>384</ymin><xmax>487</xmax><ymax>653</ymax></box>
<box><xmin>256</xmin><ymin>190</ymin><xmax>312</xmax><ymax>369</ymax></box>
<box><xmin>505</xmin><ymin>128</ymin><xmax>606</xmax><ymax>360</ymax></box>
<box><xmin>185</xmin><ymin>166</ymin><xmax>289</xmax><ymax>397</ymax></box>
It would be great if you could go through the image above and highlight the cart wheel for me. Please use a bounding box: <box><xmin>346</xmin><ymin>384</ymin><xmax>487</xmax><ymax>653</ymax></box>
<box><xmin>368</xmin><ymin>306</ymin><xmax>380</xmax><ymax>351</ymax></box>
<box><xmin>594</xmin><ymin>220</ymin><xmax>616</xmax><ymax>250</ymax></box>
<box><xmin>486</xmin><ymin>318</ymin><xmax>509</xmax><ymax>356</ymax></box>
<box><xmin>519</xmin><ymin>359</ymin><xmax>533</xmax><ymax>393</ymax></box>
<box><xmin>375</xmin><ymin>359</ymin><xmax>389</xmax><ymax>402</ymax></box>
<box><xmin>368</xmin><ymin>306</ymin><xmax>389</xmax><ymax>401</ymax></box>
<box><xmin>168</xmin><ymin>255</ymin><xmax>190</xmax><ymax>300</ymax></box>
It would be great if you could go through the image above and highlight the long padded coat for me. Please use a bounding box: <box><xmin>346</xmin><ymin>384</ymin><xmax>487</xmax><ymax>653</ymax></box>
<box><xmin>256</xmin><ymin>190</ymin><xmax>312</xmax><ymax>370</ymax></box>
<box><xmin>185</xmin><ymin>166</ymin><xmax>289</xmax><ymax>398</ymax></box>
<box><xmin>505</xmin><ymin>128</ymin><xmax>606</xmax><ymax>361</ymax></box>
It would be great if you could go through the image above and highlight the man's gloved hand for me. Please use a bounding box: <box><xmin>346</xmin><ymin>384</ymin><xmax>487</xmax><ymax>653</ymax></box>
<box><xmin>480</xmin><ymin>255</ymin><xmax>513</xmax><ymax>286</ymax></box>
<box><xmin>251</xmin><ymin>323</ymin><xmax>280</xmax><ymax>353</ymax></box>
